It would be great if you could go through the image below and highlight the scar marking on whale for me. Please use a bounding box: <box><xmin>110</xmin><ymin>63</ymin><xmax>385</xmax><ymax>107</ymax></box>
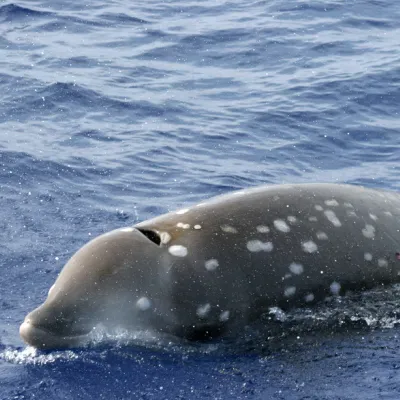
<box><xmin>247</xmin><ymin>240</ymin><xmax>274</xmax><ymax>252</ymax></box>
<box><xmin>378</xmin><ymin>258</ymin><xmax>388</xmax><ymax>267</ymax></box>
<box><xmin>256</xmin><ymin>225</ymin><xmax>270</xmax><ymax>233</ymax></box>
<box><xmin>362</xmin><ymin>224</ymin><xmax>375</xmax><ymax>239</ymax></box>
<box><xmin>196</xmin><ymin>303</ymin><xmax>211</xmax><ymax>318</ymax></box>
<box><xmin>325</xmin><ymin>199</ymin><xmax>339</xmax><ymax>207</ymax></box>
<box><xmin>273</xmin><ymin>219</ymin><xmax>290</xmax><ymax>233</ymax></box>
<box><xmin>136</xmin><ymin>297</ymin><xmax>151</xmax><ymax>311</ymax></box>
<box><xmin>330</xmin><ymin>282</ymin><xmax>341</xmax><ymax>295</ymax></box>
<box><xmin>205</xmin><ymin>259</ymin><xmax>219</xmax><ymax>271</ymax></box>
<box><xmin>324</xmin><ymin>210</ymin><xmax>342</xmax><ymax>227</ymax></box>
<box><xmin>305</xmin><ymin>293</ymin><xmax>315</xmax><ymax>302</ymax></box>
<box><xmin>219</xmin><ymin>311</ymin><xmax>230</xmax><ymax>322</ymax></box>
<box><xmin>160</xmin><ymin>232</ymin><xmax>171</xmax><ymax>244</ymax></box>
<box><xmin>316</xmin><ymin>231</ymin><xmax>328</xmax><ymax>240</ymax></box>
<box><xmin>369</xmin><ymin>213</ymin><xmax>378</xmax><ymax>221</ymax></box>
<box><xmin>168</xmin><ymin>245</ymin><xmax>188</xmax><ymax>257</ymax></box>
<box><xmin>221</xmin><ymin>225</ymin><xmax>238</xmax><ymax>234</ymax></box>
<box><xmin>176</xmin><ymin>222</ymin><xmax>190</xmax><ymax>229</ymax></box>
<box><xmin>364</xmin><ymin>252</ymin><xmax>373</xmax><ymax>261</ymax></box>
<box><xmin>284</xmin><ymin>286</ymin><xmax>296</xmax><ymax>297</ymax></box>
<box><xmin>289</xmin><ymin>262</ymin><xmax>304</xmax><ymax>275</ymax></box>
<box><xmin>302</xmin><ymin>240</ymin><xmax>318</xmax><ymax>253</ymax></box>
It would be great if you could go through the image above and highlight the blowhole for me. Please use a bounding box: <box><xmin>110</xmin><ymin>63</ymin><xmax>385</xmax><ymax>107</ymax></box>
<box><xmin>137</xmin><ymin>228</ymin><xmax>161</xmax><ymax>246</ymax></box>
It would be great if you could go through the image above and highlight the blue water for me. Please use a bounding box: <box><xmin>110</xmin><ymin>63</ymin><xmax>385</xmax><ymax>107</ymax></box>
<box><xmin>1</xmin><ymin>0</ymin><xmax>400</xmax><ymax>398</ymax></box>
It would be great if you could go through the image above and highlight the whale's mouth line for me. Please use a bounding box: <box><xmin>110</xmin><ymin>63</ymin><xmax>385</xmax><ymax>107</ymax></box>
<box><xmin>20</xmin><ymin>320</ymin><xmax>93</xmax><ymax>349</ymax></box>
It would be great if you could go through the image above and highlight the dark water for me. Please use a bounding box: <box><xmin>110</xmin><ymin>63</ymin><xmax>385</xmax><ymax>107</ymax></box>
<box><xmin>1</xmin><ymin>0</ymin><xmax>400</xmax><ymax>398</ymax></box>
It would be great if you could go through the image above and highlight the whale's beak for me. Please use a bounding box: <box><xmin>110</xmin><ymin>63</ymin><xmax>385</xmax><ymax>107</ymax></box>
<box><xmin>20</xmin><ymin>319</ymin><xmax>54</xmax><ymax>349</ymax></box>
<box><xmin>19</xmin><ymin>317</ymin><xmax>91</xmax><ymax>350</ymax></box>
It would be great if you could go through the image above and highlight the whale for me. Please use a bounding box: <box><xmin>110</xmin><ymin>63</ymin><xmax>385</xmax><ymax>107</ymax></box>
<box><xmin>20</xmin><ymin>183</ymin><xmax>400</xmax><ymax>349</ymax></box>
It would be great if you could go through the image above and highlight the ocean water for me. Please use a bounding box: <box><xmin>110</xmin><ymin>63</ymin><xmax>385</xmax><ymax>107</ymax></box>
<box><xmin>1</xmin><ymin>0</ymin><xmax>400</xmax><ymax>398</ymax></box>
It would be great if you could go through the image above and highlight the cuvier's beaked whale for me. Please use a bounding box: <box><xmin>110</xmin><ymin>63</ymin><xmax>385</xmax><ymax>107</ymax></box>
<box><xmin>20</xmin><ymin>183</ymin><xmax>400</xmax><ymax>349</ymax></box>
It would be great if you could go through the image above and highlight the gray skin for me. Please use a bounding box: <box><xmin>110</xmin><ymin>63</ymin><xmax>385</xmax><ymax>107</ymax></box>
<box><xmin>20</xmin><ymin>183</ymin><xmax>400</xmax><ymax>349</ymax></box>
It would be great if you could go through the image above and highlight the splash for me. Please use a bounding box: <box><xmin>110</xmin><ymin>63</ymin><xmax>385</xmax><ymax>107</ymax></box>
<box><xmin>0</xmin><ymin>346</ymin><xmax>79</xmax><ymax>365</ymax></box>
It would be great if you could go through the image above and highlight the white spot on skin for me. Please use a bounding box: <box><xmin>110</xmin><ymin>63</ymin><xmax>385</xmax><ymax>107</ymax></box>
<box><xmin>302</xmin><ymin>240</ymin><xmax>318</xmax><ymax>253</ymax></box>
<box><xmin>221</xmin><ymin>225</ymin><xmax>238</xmax><ymax>234</ymax></box>
<box><xmin>289</xmin><ymin>262</ymin><xmax>304</xmax><ymax>275</ymax></box>
<box><xmin>364</xmin><ymin>252</ymin><xmax>373</xmax><ymax>261</ymax></box>
<box><xmin>219</xmin><ymin>311</ymin><xmax>230</xmax><ymax>322</ymax></box>
<box><xmin>287</xmin><ymin>216</ymin><xmax>297</xmax><ymax>224</ymax></box>
<box><xmin>330</xmin><ymin>282</ymin><xmax>341</xmax><ymax>295</ymax></box>
<box><xmin>256</xmin><ymin>225</ymin><xmax>270</xmax><ymax>233</ymax></box>
<box><xmin>324</xmin><ymin>210</ymin><xmax>342</xmax><ymax>227</ymax></box>
<box><xmin>344</xmin><ymin>202</ymin><xmax>354</xmax><ymax>208</ymax></box>
<box><xmin>346</xmin><ymin>210</ymin><xmax>358</xmax><ymax>218</ymax></box>
<box><xmin>316</xmin><ymin>231</ymin><xmax>328</xmax><ymax>240</ymax></box>
<box><xmin>315</xmin><ymin>205</ymin><xmax>323</xmax><ymax>211</ymax></box>
<box><xmin>325</xmin><ymin>199</ymin><xmax>339</xmax><ymax>207</ymax></box>
<box><xmin>176</xmin><ymin>208</ymin><xmax>189</xmax><ymax>215</ymax></box>
<box><xmin>284</xmin><ymin>286</ymin><xmax>296</xmax><ymax>297</ymax></box>
<box><xmin>194</xmin><ymin>224</ymin><xmax>202</xmax><ymax>230</ymax></box>
<box><xmin>205</xmin><ymin>259</ymin><xmax>219</xmax><ymax>271</ymax></box>
<box><xmin>160</xmin><ymin>232</ymin><xmax>171</xmax><ymax>244</ymax></box>
<box><xmin>120</xmin><ymin>227</ymin><xmax>134</xmax><ymax>232</ymax></box>
<box><xmin>168</xmin><ymin>245</ymin><xmax>188</xmax><ymax>257</ymax></box>
<box><xmin>246</xmin><ymin>240</ymin><xmax>274</xmax><ymax>252</ymax></box>
<box><xmin>196</xmin><ymin>303</ymin><xmax>211</xmax><ymax>318</ymax></box>
<box><xmin>136</xmin><ymin>297</ymin><xmax>151</xmax><ymax>311</ymax></box>
<box><xmin>273</xmin><ymin>219</ymin><xmax>290</xmax><ymax>233</ymax></box>
<box><xmin>308</xmin><ymin>216</ymin><xmax>318</xmax><ymax>222</ymax></box>
<box><xmin>369</xmin><ymin>213</ymin><xmax>378</xmax><ymax>221</ymax></box>
<box><xmin>176</xmin><ymin>222</ymin><xmax>190</xmax><ymax>229</ymax></box>
<box><xmin>362</xmin><ymin>224</ymin><xmax>376</xmax><ymax>239</ymax></box>
<box><xmin>384</xmin><ymin>211</ymin><xmax>393</xmax><ymax>217</ymax></box>
<box><xmin>305</xmin><ymin>293</ymin><xmax>315</xmax><ymax>303</ymax></box>
<box><xmin>378</xmin><ymin>258</ymin><xmax>388</xmax><ymax>267</ymax></box>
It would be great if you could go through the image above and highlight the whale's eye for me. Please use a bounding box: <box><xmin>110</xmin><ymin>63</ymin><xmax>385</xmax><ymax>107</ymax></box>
<box><xmin>137</xmin><ymin>228</ymin><xmax>161</xmax><ymax>246</ymax></box>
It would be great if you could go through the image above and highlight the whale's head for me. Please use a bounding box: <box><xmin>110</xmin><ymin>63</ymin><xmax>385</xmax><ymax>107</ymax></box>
<box><xmin>20</xmin><ymin>227</ymin><xmax>167</xmax><ymax>349</ymax></box>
